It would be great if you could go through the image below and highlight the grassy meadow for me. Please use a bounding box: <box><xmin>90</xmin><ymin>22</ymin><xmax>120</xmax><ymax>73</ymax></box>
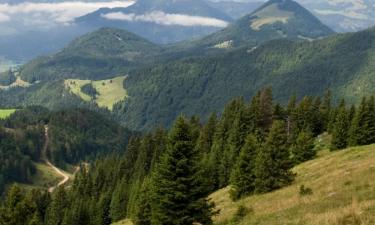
<box><xmin>64</xmin><ymin>76</ymin><xmax>127</xmax><ymax>110</ymax></box>
<box><xmin>0</xmin><ymin>109</ymin><xmax>16</xmax><ymax>119</ymax></box>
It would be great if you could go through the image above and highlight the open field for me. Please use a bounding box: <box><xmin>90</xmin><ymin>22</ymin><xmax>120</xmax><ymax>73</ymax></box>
<box><xmin>64</xmin><ymin>76</ymin><xmax>127</xmax><ymax>110</ymax></box>
<box><xmin>211</xmin><ymin>144</ymin><xmax>375</xmax><ymax>225</ymax></box>
<box><xmin>112</xmin><ymin>219</ymin><xmax>133</xmax><ymax>225</ymax></box>
<box><xmin>0</xmin><ymin>109</ymin><xmax>16</xmax><ymax>119</ymax></box>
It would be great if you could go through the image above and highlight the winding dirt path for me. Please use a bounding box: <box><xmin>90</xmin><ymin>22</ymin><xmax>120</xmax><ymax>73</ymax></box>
<box><xmin>42</xmin><ymin>125</ymin><xmax>71</xmax><ymax>192</ymax></box>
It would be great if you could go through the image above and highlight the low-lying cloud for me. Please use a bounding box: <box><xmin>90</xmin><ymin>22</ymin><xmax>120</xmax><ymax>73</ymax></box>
<box><xmin>0</xmin><ymin>1</ymin><xmax>134</xmax><ymax>25</ymax></box>
<box><xmin>101</xmin><ymin>11</ymin><xmax>229</xmax><ymax>28</ymax></box>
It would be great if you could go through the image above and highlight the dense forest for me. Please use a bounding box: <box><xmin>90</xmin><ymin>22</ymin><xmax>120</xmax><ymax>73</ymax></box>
<box><xmin>0</xmin><ymin>107</ymin><xmax>133</xmax><ymax>194</ymax></box>
<box><xmin>2</xmin><ymin>88</ymin><xmax>374</xmax><ymax>225</ymax></box>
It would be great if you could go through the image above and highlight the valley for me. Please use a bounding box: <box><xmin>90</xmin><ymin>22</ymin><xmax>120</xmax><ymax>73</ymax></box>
<box><xmin>0</xmin><ymin>0</ymin><xmax>375</xmax><ymax>225</ymax></box>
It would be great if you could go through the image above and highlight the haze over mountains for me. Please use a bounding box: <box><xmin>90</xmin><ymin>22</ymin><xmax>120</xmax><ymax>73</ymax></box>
<box><xmin>0</xmin><ymin>0</ymin><xmax>374</xmax><ymax>63</ymax></box>
<box><xmin>1</xmin><ymin>0</ymin><xmax>374</xmax><ymax>131</ymax></box>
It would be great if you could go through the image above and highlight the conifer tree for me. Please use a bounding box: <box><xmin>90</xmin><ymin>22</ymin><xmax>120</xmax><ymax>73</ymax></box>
<box><xmin>109</xmin><ymin>180</ymin><xmax>128</xmax><ymax>221</ymax></box>
<box><xmin>134</xmin><ymin>178</ymin><xmax>152</xmax><ymax>225</ymax></box>
<box><xmin>330</xmin><ymin>100</ymin><xmax>349</xmax><ymax>150</ymax></box>
<box><xmin>151</xmin><ymin>116</ymin><xmax>214</xmax><ymax>225</ymax></box>
<box><xmin>349</xmin><ymin>97</ymin><xmax>370</xmax><ymax>146</ymax></box>
<box><xmin>229</xmin><ymin>135</ymin><xmax>258</xmax><ymax>200</ymax></box>
<box><xmin>254</xmin><ymin>121</ymin><xmax>294</xmax><ymax>193</ymax></box>
<box><xmin>290</xmin><ymin>130</ymin><xmax>315</xmax><ymax>164</ymax></box>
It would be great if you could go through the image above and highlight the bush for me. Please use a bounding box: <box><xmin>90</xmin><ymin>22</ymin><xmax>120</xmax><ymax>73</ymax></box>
<box><xmin>230</xmin><ymin>205</ymin><xmax>252</xmax><ymax>224</ymax></box>
<box><xmin>299</xmin><ymin>185</ymin><xmax>313</xmax><ymax>196</ymax></box>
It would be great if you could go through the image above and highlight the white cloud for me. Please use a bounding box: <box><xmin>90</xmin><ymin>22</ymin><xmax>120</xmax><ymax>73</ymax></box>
<box><xmin>0</xmin><ymin>1</ymin><xmax>135</xmax><ymax>25</ymax></box>
<box><xmin>0</xmin><ymin>12</ymin><xmax>9</xmax><ymax>22</ymax></box>
<box><xmin>101</xmin><ymin>11</ymin><xmax>229</xmax><ymax>28</ymax></box>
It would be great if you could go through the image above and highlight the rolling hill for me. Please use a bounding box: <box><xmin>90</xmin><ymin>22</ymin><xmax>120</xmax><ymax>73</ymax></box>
<box><xmin>18</xmin><ymin>28</ymin><xmax>161</xmax><ymax>82</ymax></box>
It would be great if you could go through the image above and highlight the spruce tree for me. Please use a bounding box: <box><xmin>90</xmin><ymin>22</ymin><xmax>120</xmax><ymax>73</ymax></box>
<box><xmin>150</xmin><ymin>116</ymin><xmax>214</xmax><ymax>225</ymax></box>
<box><xmin>254</xmin><ymin>121</ymin><xmax>294</xmax><ymax>193</ymax></box>
<box><xmin>349</xmin><ymin>97</ymin><xmax>369</xmax><ymax>146</ymax></box>
<box><xmin>134</xmin><ymin>178</ymin><xmax>152</xmax><ymax>225</ymax></box>
<box><xmin>330</xmin><ymin>100</ymin><xmax>349</xmax><ymax>150</ymax></box>
<box><xmin>290</xmin><ymin>130</ymin><xmax>315</xmax><ymax>164</ymax></box>
<box><xmin>229</xmin><ymin>134</ymin><xmax>258</xmax><ymax>200</ymax></box>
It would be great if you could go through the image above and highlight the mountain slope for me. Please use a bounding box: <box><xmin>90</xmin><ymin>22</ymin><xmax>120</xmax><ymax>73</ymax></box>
<box><xmin>18</xmin><ymin>28</ymin><xmax>161</xmax><ymax>82</ymax></box>
<box><xmin>76</xmin><ymin>0</ymin><xmax>233</xmax><ymax>44</ymax></box>
<box><xmin>193</xmin><ymin>0</ymin><xmax>334</xmax><ymax>50</ymax></box>
<box><xmin>118</xmin><ymin>26</ymin><xmax>375</xmax><ymax>130</ymax></box>
<box><xmin>211</xmin><ymin>144</ymin><xmax>375</xmax><ymax>224</ymax></box>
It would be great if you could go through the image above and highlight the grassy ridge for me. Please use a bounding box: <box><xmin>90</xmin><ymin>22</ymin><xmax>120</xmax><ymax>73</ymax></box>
<box><xmin>211</xmin><ymin>144</ymin><xmax>375</xmax><ymax>225</ymax></box>
<box><xmin>0</xmin><ymin>109</ymin><xmax>16</xmax><ymax>119</ymax></box>
<box><xmin>64</xmin><ymin>76</ymin><xmax>128</xmax><ymax>110</ymax></box>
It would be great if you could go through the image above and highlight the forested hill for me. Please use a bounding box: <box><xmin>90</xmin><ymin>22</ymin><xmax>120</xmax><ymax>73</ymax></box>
<box><xmin>0</xmin><ymin>107</ymin><xmax>133</xmax><ymax>195</ymax></box>
<box><xmin>2</xmin><ymin>89</ymin><xmax>374</xmax><ymax>225</ymax></box>
<box><xmin>118</xmin><ymin>26</ymin><xmax>375</xmax><ymax>130</ymax></box>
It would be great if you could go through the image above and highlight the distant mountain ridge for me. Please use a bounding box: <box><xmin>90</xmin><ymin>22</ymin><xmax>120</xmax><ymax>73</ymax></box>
<box><xmin>75</xmin><ymin>0</ymin><xmax>233</xmax><ymax>44</ymax></box>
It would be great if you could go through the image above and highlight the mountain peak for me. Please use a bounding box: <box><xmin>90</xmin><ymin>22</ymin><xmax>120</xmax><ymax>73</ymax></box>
<box><xmin>195</xmin><ymin>0</ymin><xmax>333</xmax><ymax>50</ymax></box>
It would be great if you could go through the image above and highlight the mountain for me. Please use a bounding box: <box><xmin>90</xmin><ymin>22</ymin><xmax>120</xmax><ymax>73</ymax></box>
<box><xmin>18</xmin><ymin>27</ymin><xmax>161</xmax><ymax>82</ymax></box>
<box><xmin>75</xmin><ymin>0</ymin><xmax>233</xmax><ymax>44</ymax></box>
<box><xmin>192</xmin><ymin>0</ymin><xmax>334</xmax><ymax>50</ymax></box>
<box><xmin>118</xmin><ymin>26</ymin><xmax>375</xmax><ymax>130</ymax></box>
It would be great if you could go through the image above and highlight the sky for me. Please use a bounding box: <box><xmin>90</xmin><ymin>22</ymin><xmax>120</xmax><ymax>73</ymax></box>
<box><xmin>0</xmin><ymin>1</ymin><xmax>134</xmax><ymax>29</ymax></box>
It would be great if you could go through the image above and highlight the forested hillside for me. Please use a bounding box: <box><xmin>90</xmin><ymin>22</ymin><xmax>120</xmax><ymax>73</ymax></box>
<box><xmin>119</xmin><ymin>27</ymin><xmax>375</xmax><ymax>130</ymax></box>
<box><xmin>2</xmin><ymin>88</ymin><xmax>374</xmax><ymax>225</ymax></box>
<box><xmin>0</xmin><ymin>107</ymin><xmax>133</xmax><ymax>195</ymax></box>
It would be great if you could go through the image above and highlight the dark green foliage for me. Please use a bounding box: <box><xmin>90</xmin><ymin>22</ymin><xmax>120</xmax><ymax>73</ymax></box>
<box><xmin>80</xmin><ymin>83</ymin><xmax>98</xmax><ymax>99</ymax></box>
<box><xmin>331</xmin><ymin>100</ymin><xmax>350</xmax><ymax>150</ymax></box>
<box><xmin>230</xmin><ymin>135</ymin><xmax>258</xmax><ymax>200</ymax></box>
<box><xmin>254</xmin><ymin>120</ymin><xmax>295</xmax><ymax>193</ymax></box>
<box><xmin>150</xmin><ymin>116</ymin><xmax>215</xmax><ymax>225</ymax></box>
<box><xmin>290</xmin><ymin>130</ymin><xmax>316</xmax><ymax>164</ymax></box>
<box><xmin>299</xmin><ymin>185</ymin><xmax>313</xmax><ymax>196</ymax></box>
<box><xmin>230</xmin><ymin>205</ymin><xmax>252</xmax><ymax>224</ymax></box>
<box><xmin>349</xmin><ymin>97</ymin><xmax>375</xmax><ymax>146</ymax></box>
<box><xmin>0</xmin><ymin>70</ymin><xmax>16</xmax><ymax>86</ymax></box>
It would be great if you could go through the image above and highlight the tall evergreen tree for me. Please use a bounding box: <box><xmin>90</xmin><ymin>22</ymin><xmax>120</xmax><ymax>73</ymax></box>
<box><xmin>254</xmin><ymin>121</ymin><xmax>294</xmax><ymax>193</ymax></box>
<box><xmin>151</xmin><ymin>116</ymin><xmax>214</xmax><ymax>225</ymax></box>
<box><xmin>229</xmin><ymin>135</ymin><xmax>258</xmax><ymax>200</ymax></box>
<box><xmin>290</xmin><ymin>130</ymin><xmax>315</xmax><ymax>164</ymax></box>
<box><xmin>330</xmin><ymin>100</ymin><xmax>349</xmax><ymax>150</ymax></box>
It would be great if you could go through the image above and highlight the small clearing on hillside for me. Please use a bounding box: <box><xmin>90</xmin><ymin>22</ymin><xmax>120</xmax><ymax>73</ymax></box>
<box><xmin>65</xmin><ymin>76</ymin><xmax>128</xmax><ymax>110</ymax></box>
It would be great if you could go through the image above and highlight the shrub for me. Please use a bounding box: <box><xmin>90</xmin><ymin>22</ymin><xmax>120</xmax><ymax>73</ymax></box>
<box><xmin>299</xmin><ymin>185</ymin><xmax>313</xmax><ymax>196</ymax></box>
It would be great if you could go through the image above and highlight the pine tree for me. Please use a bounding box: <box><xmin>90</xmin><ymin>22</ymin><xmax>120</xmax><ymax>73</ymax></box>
<box><xmin>46</xmin><ymin>187</ymin><xmax>68</xmax><ymax>225</ymax></box>
<box><xmin>259</xmin><ymin>87</ymin><xmax>273</xmax><ymax>131</ymax></box>
<box><xmin>330</xmin><ymin>100</ymin><xmax>349</xmax><ymax>150</ymax></box>
<box><xmin>254</xmin><ymin>121</ymin><xmax>294</xmax><ymax>193</ymax></box>
<box><xmin>110</xmin><ymin>180</ymin><xmax>128</xmax><ymax>221</ymax></box>
<box><xmin>134</xmin><ymin>178</ymin><xmax>152</xmax><ymax>225</ymax></box>
<box><xmin>229</xmin><ymin>135</ymin><xmax>258</xmax><ymax>200</ymax></box>
<box><xmin>349</xmin><ymin>97</ymin><xmax>371</xmax><ymax>146</ymax></box>
<box><xmin>290</xmin><ymin>130</ymin><xmax>315</xmax><ymax>164</ymax></box>
<box><xmin>150</xmin><ymin>116</ymin><xmax>214</xmax><ymax>225</ymax></box>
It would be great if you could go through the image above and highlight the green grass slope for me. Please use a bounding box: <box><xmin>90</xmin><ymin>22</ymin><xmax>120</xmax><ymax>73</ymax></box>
<box><xmin>65</xmin><ymin>76</ymin><xmax>128</xmax><ymax>110</ymax></box>
<box><xmin>0</xmin><ymin>109</ymin><xmax>16</xmax><ymax>119</ymax></box>
<box><xmin>211</xmin><ymin>144</ymin><xmax>375</xmax><ymax>225</ymax></box>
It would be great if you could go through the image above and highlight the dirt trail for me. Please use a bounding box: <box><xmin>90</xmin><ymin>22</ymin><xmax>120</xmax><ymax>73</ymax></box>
<box><xmin>42</xmin><ymin>125</ymin><xmax>72</xmax><ymax>192</ymax></box>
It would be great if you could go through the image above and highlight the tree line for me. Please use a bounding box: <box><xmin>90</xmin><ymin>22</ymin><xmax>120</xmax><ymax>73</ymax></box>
<box><xmin>1</xmin><ymin>88</ymin><xmax>375</xmax><ymax>225</ymax></box>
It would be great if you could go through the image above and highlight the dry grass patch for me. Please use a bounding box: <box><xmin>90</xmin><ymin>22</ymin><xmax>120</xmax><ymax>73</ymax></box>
<box><xmin>211</xmin><ymin>144</ymin><xmax>375</xmax><ymax>225</ymax></box>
